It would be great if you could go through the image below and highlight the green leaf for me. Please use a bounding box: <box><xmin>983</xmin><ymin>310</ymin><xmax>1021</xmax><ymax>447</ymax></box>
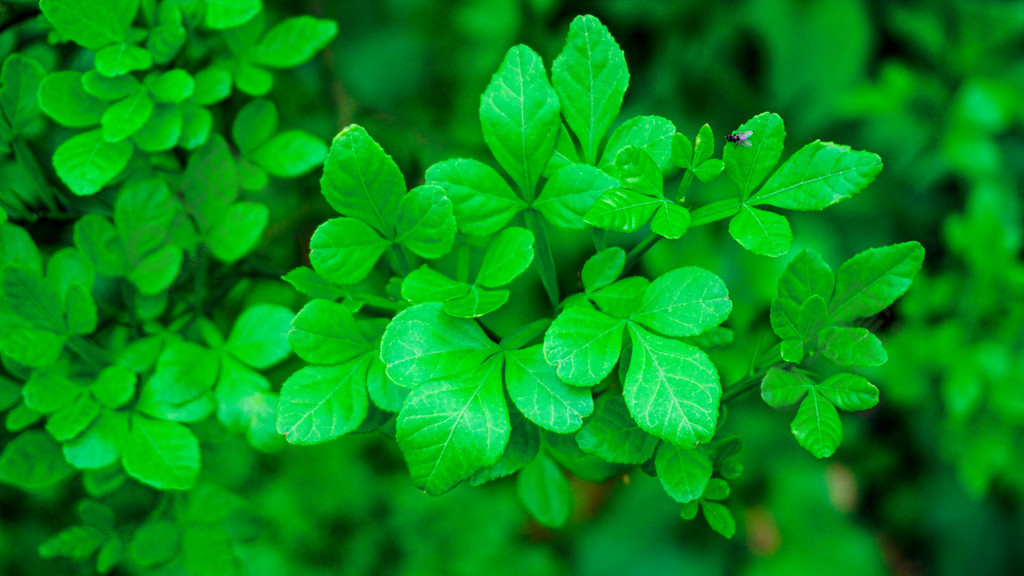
<box><xmin>552</xmin><ymin>15</ymin><xmax>628</xmax><ymax>163</ymax></box>
<box><xmin>760</xmin><ymin>367</ymin><xmax>812</xmax><ymax>409</ymax></box>
<box><xmin>397</xmin><ymin>356</ymin><xmax>509</xmax><ymax>495</ymax></box>
<box><xmin>250</xmin><ymin>130</ymin><xmax>327</xmax><ymax>178</ymax></box>
<box><xmin>581</xmin><ymin>247</ymin><xmax>625</xmax><ymax>293</ymax></box>
<box><xmin>0</xmin><ymin>430</ymin><xmax>74</xmax><ymax>489</ymax></box>
<box><xmin>819</xmin><ymin>326</ymin><xmax>887</xmax><ymax>366</ymax></box>
<box><xmin>366</xmin><ymin>356</ymin><xmax>409</xmax><ymax>413</ymax></box>
<box><xmin>276</xmin><ymin>358</ymin><xmax>371</xmax><ymax>445</ymax></box>
<box><xmin>790</xmin><ymin>391</ymin><xmax>842</xmax><ymax>458</ymax></box>
<box><xmin>576</xmin><ymin>394</ymin><xmax>659</xmax><ymax>464</ymax></box>
<box><xmin>425</xmin><ymin>158</ymin><xmax>525</xmax><ymax>235</ymax></box>
<box><xmin>534</xmin><ymin>163</ymin><xmax>619</xmax><ymax>229</ymax></box>
<box><xmin>723</xmin><ymin>112</ymin><xmax>786</xmax><ymax>197</ymax></box>
<box><xmin>701</xmin><ymin>501</ymin><xmax>736</xmax><ymax>538</ymax></box>
<box><xmin>480</xmin><ymin>45</ymin><xmax>560</xmax><ymax>195</ymax></box>
<box><xmin>611</xmin><ymin>145</ymin><xmax>663</xmax><ymax>197</ymax></box>
<box><xmin>728</xmin><ymin>205</ymin><xmax>792</xmax><ymax>257</ymax></box>
<box><xmin>320</xmin><ymin>124</ymin><xmax>404</xmax><ymax>235</ymax></box>
<box><xmin>691</xmin><ymin>158</ymin><xmax>724</xmax><ymax>183</ymax></box>
<box><xmin>115</xmin><ymin>178</ymin><xmax>180</xmax><ymax>262</ymax></box>
<box><xmin>95</xmin><ymin>43</ymin><xmax>152</xmax><ymax>77</ymax></box>
<box><xmin>401</xmin><ymin>266</ymin><xmax>470</xmax><ymax>303</ymax></box>
<box><xmin>590</xmin><ymin>276</ymin><xmax>649</xmax><ymax>318</ymax></box>
<box><xmin>517</xmin><ymin>452</ymin><xmax>573</xmax><ymax>528</ymax></box>
<box><xmin>101</xmin><ymin>89</ymin><xmax>154</xmax><ymax>142</ymax></box>
<box><xmin>234</xmin><ymin>61</ymin><xmax>274</xmax><ymax>96</ymax></box>
<box><xmin>45</xmin><ymin>392</ymin><xmax>101</xmax><ymax>441</ymax></box>
<box><xmin>252</xmin><ymin>16</ymin><xmax>338</xmax><ymax>68</ymax></box>
<box><xmin>148</xmin><ymin>20</ymin><xmax>186</xmax><ymax>65</ymax></box>
<box><xmin>543</xmin><ymin>306</ymin><xmax>624</xmax><ymax>386</ymax></box>
<box><xmin>395</xmin><ymin>184</ymin><xmax>456</xmax><ymax>259</ymax></box>
<box><xmin>600</xmin><ymin>115</ymin><xmax>675</xmax><ymax>171</ymax></box>
<box><xmin>829</xmin><ymin>241</ymin><xmax>925</xmax><ymax>322</ymax></box>
<box><xmin>655</xmin><ymin>442</ymin><xmax>712</xmax><ymax>502</ymax></box>
<box><xmin>132</xmin><ymin>104</ymin><xmax>182</xmax><ymax>152</ymax></box>
<box><xmin>3</xmin><ymin>265</ymin><xmax>65</xmax><ymax>332</ymax></box>
<box><xmin>583</xmin><ymin>188</ymin><xmax>662</xmax><ymax>233</ymax></box>
<box><xmin>53</xmin><ymin>129</ymin><xmax>133</xmax><ymax>196</ymax></box>
<box><xmin>309</xmin><ymin>217</ymin><xmax>389</xmax><ymax>285</ymax></box>
<box><xmin>23</xmin><ymin>371</ymin><xmax>80</xmax><ymax>413</ymax></box>
<box><xmin>750</xmin><ymin>141</ymin><xmax>883</xmax><ymax>211</ymax></box>
<box><xmin>816</xmin><ymin>373</ymin><xmax>879</xmax><ymax>411</ymax></box>
<box><xmin>0</xmin><ymin>55</ymin><xmax>46</xmax><ymax>133</ymax></box>
<box><xmin>96</xmin><ymin>536</ymin><xmax>123</xmax><ymax>573</ymax></box>
<box><xmin>476</xmin><ymin>227</ymin><xmax>534</xmax><ymax>288</ymax></box>
<box><xmin>62</xmin><ymin>407</ymin><xmax>127</xmax><ymax>467</ymax></box>
<box><xmin>282</xmin><ymin>267</ymin><xmax>347</xmax><ymax>301</ymax></box>
<box><xmin>192</xmin><ymin>67</ymin><xmax>232</xmax><ymax>105</ymax></box>
<box><xmin>127</xmin><ymin>245</ymin><xmax>182</xmax><ymax>294</ymax></box>
<box><xmin>81</xmin><ymin>70</ymin><xmax>139</xmax><ymax>101</ymax></box>
<box><xmin>149</xmin><ymin>69</ymin><xmax>194</xmax><ymax>103</ymax></box>
<box><xmin>381</xmin><ymin>303</ymin><xmax>497</xmax><ymax>388</ymax></box>
<box><xmin>624</xmin><ymin>325</ymin><xmax>721</xmax><ymax>446</ymax></box>
<box><xmin>650</xmin><ymin>202</ymin><xmax>691</xmax><ymax>240</ymax></box>
<box><xmin>671</xmin><ymin>133</ymin><xmax>694</xmax><ymax>169</ymax></box>
<box><xmin>122</xmin><ymin>414</ymin><xmax>200</xmax><ymax>490</ymax></box>
<box><xmin>543</xmin><ymin>123</ymin><xmax>581</xmax><ymax>178</ymax></box>
<box><xmin>443</xmin><ymin>286</ymin><xmax>509</xmax><ymax>318</ymax></box>
<box><xmin>232</xmin><ymin>99</ymin><xmax>277</xmax><ymax>153</ymax></box>
<box><xmin>505</xmin><ymin>346</ymin><xmax>593</xmax><ymax>433</ymax></box>
<box><xmin>39</xmin><ymin>526</ymin><xmax>106</xmax><ymax>560</ymax></box>
<box><xmin>130</xmin><ymin>520</ymin><xmax>181</xmax><ymax>566</ymax></box>
<box><xmin>631</xmin><ymin>267</ymin><xmax>732</xmax><ymax>337</ymax></box>
<box><xmin>470</xmin><ymin>409</ymin><xmax>539</xmax><ymax>485</ymax></box>
<box><xmin>178</xmin><ymin>104</ymin><xmax>212</xmax><ymax>149</ymax></box>
<box><xmin>226</xmin><ymin>304</ymin><xmax>293</xmax><ymax>369</ymax></box>
<box><xmin>693</xmin><ymin>124</ymin><xmax>715</xmax><ymax>165</ymax></box>
<box><xmin>205</xmin><ymin>0</ymin><xmax>261</xmax><ymax>30</ymax></box>
<box><xmin>206</xmin><ymin>201</ymin><xmax>267</xmax><ymax>262</ymax></box>
<box><xmin>40</xmin><ymin>0</ymin><xmax>135</xmax><ymax>50</ymax></box>
<box><xmin>778</xmin><ymin>249</ymin><xmax>834</xmax><ymax>305</ymax></box>
<box><xmin>146</xmin><ymin>341</ymin><xmax>219</xmax><ymax>405</ymax></box>
<box><xmin>0</xmin><ymin>223</ymin><xmax>42</xmax><ymax>273</ymax></box>
<box><xmin>289</xmin><ymin>300</ymin><xmax>369</xmax><ymax>364</ymax></box>
<box><xmin>702</xmin><ymin>478</ymin><xmax>731</xmax><ymax>501</ymax></box>
<box><xmin>0</xmin><ymin>329</ymin><xmax>66</xmax><ymax>368</ymax></box>
<box><xmin>91</xmin><ymin>366</ymin><xmax>136</xmax><ymax>408</ymax></box>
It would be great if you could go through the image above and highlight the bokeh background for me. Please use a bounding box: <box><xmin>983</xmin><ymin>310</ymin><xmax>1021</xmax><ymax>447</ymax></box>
<box><xmin>3</xmin><ymin>0</ymin><xmax>1023</xmax><ymax>574</ymax></box>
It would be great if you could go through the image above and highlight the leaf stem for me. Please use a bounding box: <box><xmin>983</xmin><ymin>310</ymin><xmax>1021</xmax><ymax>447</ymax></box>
<box><xmin>721</xmin><ymin>342</ymin><xmax>783</xmax><ymax>403</ymax></box>
<box><xmin>673</xmin><ymin>170</ymin><xmax>695</xmax><ymax>202</ymax></box>
<box><xmin>350</xmin><ymin>292</ymin><xmax>407</xmax><ymax>312</ymax></box>
<box><xmin>389</xmin><ymin>244</ymin><xmax>412</xmax><ymax>277</ymax></box>
<box><xmin>499</xmin><ymin>317</ymin><xmax>551</xmax><ymax>350</ymax></box>
<box><xmin>525</xmin><ymin>210</ymin><xmax>559</xmax><ymax>309</ymax></box>
<box><xmin>623</xmin><ymin>234</ymin><xmax>661</xmax><ymax>274</ymax></box>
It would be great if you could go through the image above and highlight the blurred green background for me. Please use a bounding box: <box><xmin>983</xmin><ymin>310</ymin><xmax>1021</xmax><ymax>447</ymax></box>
<box><xmin>3</xmin><ymin>0</ymin><xmax>1024</xmax><ymax>574</ymax></box>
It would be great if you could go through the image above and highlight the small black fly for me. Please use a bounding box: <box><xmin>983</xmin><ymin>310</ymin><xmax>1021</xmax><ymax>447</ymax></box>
<box><xmin>725</xmin><ymin>130</ymin><xmax>753</xmax><ymax>147</ymax></box>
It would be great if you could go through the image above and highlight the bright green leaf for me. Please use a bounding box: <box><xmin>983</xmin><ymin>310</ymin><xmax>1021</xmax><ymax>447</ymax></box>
<box><xmin>517</xmin><ymin>452</ymin><xmax>573</xmax><ymax>528</ymax></box>
<box><xmin>543</xmin><ymin>306</ymin><xmax>624</xmax><ymax>387</ymax></box>
<box><xmin>816</xmin><ymin>373</ymin><xmax>879</xmax><ymax>411</ymax></box>
<box><xmin>600</xmin><ymin>115</ymin><xmax>675</xmax><ymax>171</ymax></box>
<box><xmin>149</xmin><ymin>69</ymin><xmax>194</xmax><ymax>103</ymax></box>
<box><xmin>425</xmin><ymin>158</ymin><xmax>525</xmax><ymax>235</ymax></box>
<box><xmin>276</xmin><ymin>358</ymin><xmax>371</xmax><ymax>445</ymax></box>
<box><xmin>40</xmin><ymin>0</ymin><xmax>135</xmax><ymax>50</ymax></box>
<box><xmin>506</xmin><ymin>345</ymin><xmax>593</xmax><ymax>433</ymax></box>
<box><xmin>0</xmin><ymin>430</ymin><xmax>74</xmax><ymax>489</ymax></box>
<box><xmin>122</xmin><ymin>414</ymin><xmax>200</xmax><ymax>490</ymax></box>
<box><xmin>631</xmin><ymin>267</ymin><xmax>732</xmax><ymax>337</ymax></box>
<box><xmin>702</xmin><ymin>501</ymin><xmax>736</xmax><ymax>538</ymax></box>
<box><xmin>232</xmin><ymin>98</ymin><xmax>277</xmax><ymax>153</ymax></box>
<box><xmin>576</xmin><ymin>394</ymin><xmax>658</xmax><ymax>464</ymax></box>
<box><xmin>655</xmin><ymin>442</ymin><xmax>712</xmax><ymax>502</ymax></box>
<box><xmin>226</xmin><ymin>303</ymin><xmax>293</xmax><ymax>369</ymax></box>
<box><xmin>38</xmin><ymin>71</ymin><xmax>105</xmax><ymax>128</ymax></box>
<box><xmin>778</xmin><ymin>249</ymin><xmax>835</xmax><ymax>304</ymax></box>
<box><xmin>650</xmin><ymin>202</ymin><xmax>691</xmax><ymax>239</ymax></box>
<box><xmin>534</xmin><ymin>163</ymin><xmax>619</xmax><ymax>229</ymax></box>
<box><xmin>581</xmin><ymin>247</ymin><xmax>625</xmax><ymax>293</ymax></box>
<box><xmin>750</xmin><ymin>141</ymin><xmax>883</xmax><ymax>211</ymax></box>
<box><xmin>819</xmin><ymin>326</ymin><xmax>887</xmax><ymax>366</ymax></box>
<box><xmin>395</xmin><ymin>184</ymin><xmax>457</xmax><ymax>259</ymax></box>
<box><xmin>791</xmin><ymin>391</ymin><xmax>842</xmax><ymax>458</ymax></box>
<box><xmin>590</xmin><ymin>276</ymin><xmax>649</xmax><ymax>318</ymax></box>
<box><xmin>252</xmin><ymin>16</ymin><xmax>338</xmax><ymax>68</ymax></box>
<box><xmin>724</xmin><ymin>112</ymin><xmax>786</xmax><ymax>197</ymax></box>
<box><xmin>0</xmin><ymin>55</ymin><xmax>45</xmax><ymax>133</ymax></box>
<box><xmin>761</xmin><ymin>367</ymin><xmax>812</xmax><ymax>409</ymax></box>
<box><xmin>583</xmin><ymin>188</ymin><xmax>661</xmax><ymax>233</ymax></box>
<box><xmin>320</xmin><ymin>124</ymin><xmax>404</xmax><ymax>235</ymax></box>
<box><xmin>443</xmin><ymin>286</ymin><xmax>509</xmax><ymax>318</ymax></box>
<box><xmin>206</xmin><ymin>201</ymin><xmax>268</xmax><ymax>262</ymax></box>
<box><xmin>101</xmin><ymin>89</ymin><xmax>153</xmax><ymax>142</ymax></box>
<box><xmin>53</xmin><ymin>129</ymin><xmax>133</xmax><ymax>196</ymax></box>
<box><xmin>95</xmin><ymin>43</ymin><xmax>152</xmax><ymax>77</ymax></box>
<box><xmin>91</xmin><ymin>365</ymin><xmax>136</xmax><ymax>408</ymax></box>
<box><xmin>309</xmin><ymin>217</ymin><xmax>389</xmax><ymax>285</ymax></box>
<box><xmin>401</xmin><ymin>265</ymin><xmax>470</xmax><ymax>303</ymax></box>
<box><xmin>3</xmin><ymin>265</ymin><xmax>65</xmax><ymax>332</ymax></box>
<box><xmin>288</xmin><ymin>299</ymin><xmax>369</xmax><ymax>364</ymax></box>
<box><xmin>205</xmin><ymin>0</ymin><xmax>261</xmax><ymax>30</ymax></box>
<box><xmin>476</xmin><ymin>227</ymin><xmax>534</xmax><ymax>288</ymax></box>
<box><xmin>250</xmin><ymin>130</ymin><xmax>327</xmax><ymax>178</ymax></box>
<box><xmin>829</xmin><ymin>241</ymin><xmax>925</xmax><ymax>322</ymax></box>
<box><xmin>45</xmin><ymin>392</ymin><xmax>101</xmax><ymax>441</ymax></box>
<box><xmin>728</xmin><ymin>205</ymin><xmax>792</xmax><ymax>257</ymax></box>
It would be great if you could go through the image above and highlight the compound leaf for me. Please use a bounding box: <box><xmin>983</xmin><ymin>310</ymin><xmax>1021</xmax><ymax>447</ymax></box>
<box><xmin>320</xmin><ymin>125</ymin><xmax>405</xmax><ymax>235</ymax></box>
<box><xmin>309</xmin><ymin>217</ymin><xmax>389</xmax><ymax>285</ymax></box>
<box><xmin>505</xmin><ymin>345</ymin><xmax>593</xmax><ymax>433</ymax></box>
<box><xmin>425</xmin><ymin>158</ymin><xmax>525</xmax><ymax>236</ymax></box>
<box><xmin>723</xmin><ymin>112</ymin><xmax>786</xmax><ymax>197</ymax></box>
<box><xmin>543</xmin><ymin>306</ymin><xmax>624</xmax><ymax>387</ymax></box>
<box><xmin>276</xmin><ymin>358</ymin><xmax>371</xmax><ymax>445</ymax></box>
<box><xmin>395</xmin><ymin>184</ymin><xmax>457</xmax><ymax>259</ymax></box>
<box><xmin>631</xmin><ymin>267</ymin><xmax>732</xmax><ymax>337</ymax></box>
<box><xmin>534</xmin><ymin>163</ymin><xmax>619</xmax><ymax>229</ymax></box>
<box><xmin>751</xmin><ymin>141</ymin><xmax>883</xmax><ymax>211</ymax></box>
<box><xmin>122</xmin><ymin>414</ymin><xmax>200</xmax><ymax>490</ymax></box>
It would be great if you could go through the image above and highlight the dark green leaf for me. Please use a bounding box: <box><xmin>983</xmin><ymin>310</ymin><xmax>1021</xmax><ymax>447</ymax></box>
<box><xmin>45</xmin><ymin>392</ymin><xmax>101</xmax><ymax>441</ymax></box>
<box><xmin>226</xmin><ymin>304</ymin><xmax>293</xmax><ymax>369</ymax></box>
<box><xmin>656</xmin><ymin>442</ymin><xmax>712</xmax><ymax>502</ymax></box>
<box><xmin>517</xmin><ymin>452</ymin><xmax>573</xmax><ymax>528</ymax></box>
<box><xmin>480</xmin><ymin>45</ymin><xmax>560</xmax><ymax>195</ymax></box>
<box><xmin>40</xmin><ymin>0</ymin><xmax>135</xmax><ymax>50</ymax></box>
<box><xmin>232</xmin><ymin>99</ymin><xmax>277</xmax><ymax>153</ymax></box>
<box><xmin>0</xmin><ymin>430</ymin><xmax>74</xmax><ymax>489</ymax></box>
<box><xmin>470</xmin><ymin>409</ymin><xmax>539</xmax><ymax>485</ymax></box>
<box><xmin>701</xmin><ymin>501</ymin><xmax>736</xmax><ymax>538</ymax></box>
<box><xmin>576</xmin><ymin>394</ymin><xmax>659</xmax><ymax>464</ymax></box>
<box><xmin>38</xmin><ymin>526</ymin><xmax>106</xmax><ymax>560</ymax></box>
<box><xmin>552</xmin><ymin>15</ymin><xmax>628</xmax><ymax>163</ymax></box>
<box><xmin>253</xmin><ymin>16</ymin><xmax>338</xmax><ymax>68</ymax></box>
<box><xmin>0</xmin><ymin>55</ymin><xmax>46</xmax><ymax>133</ymax></box>
<box><xmin>147</xmin><ymin>341</ymin><xmax>219</xmax><ymax>405</ymax></box>
<box><xmin>3</xmin><ymin>265</ymin><xmax>65</xmax><ymax>332</ymax></box>
<box><xmin>53</xmin><ymin>129</ymin><xmax>133</xmax><ymax>196</ymax></box>
<box><xmin>250</xmin><ymin>130</ymin><xmax>327</xmax><ymax>178</ymax></box>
